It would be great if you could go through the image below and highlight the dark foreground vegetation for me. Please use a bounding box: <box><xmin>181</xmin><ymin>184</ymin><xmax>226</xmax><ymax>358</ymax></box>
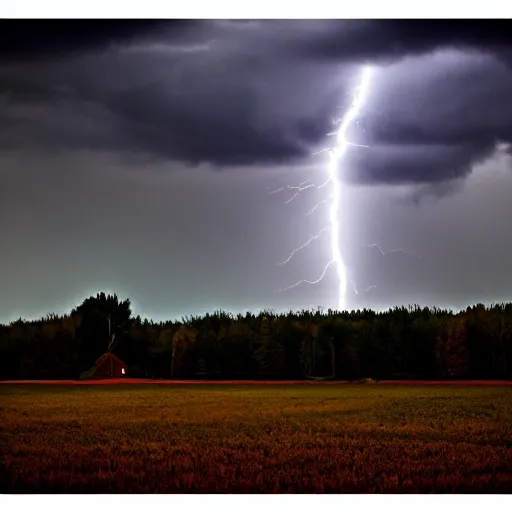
<box><xmin>1</xmin><ymin>293</ymin><xmax>512</xmax><ymax>381</ymax></box>
<box><xmin>1</xmin><ymin>384</ymin><xmax>512</xmax><ymax>493</ymax></box>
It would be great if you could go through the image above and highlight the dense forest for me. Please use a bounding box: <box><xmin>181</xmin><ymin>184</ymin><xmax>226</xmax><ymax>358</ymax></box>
<box><xmin>1</xmin><ymin>293</ymin><xmax>511</xmax><ymax>381</ymax></box>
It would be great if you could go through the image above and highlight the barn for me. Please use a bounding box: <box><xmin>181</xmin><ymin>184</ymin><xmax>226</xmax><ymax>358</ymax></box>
<box><xmin>88</xmin><ymin>353</ymin><xmax>127</xmax><ymax>379</ymax></box>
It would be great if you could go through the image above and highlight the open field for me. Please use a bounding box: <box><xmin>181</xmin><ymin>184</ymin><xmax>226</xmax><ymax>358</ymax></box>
<box><xmin>2</xmin><ymin>383</ymin><xmax>512</xmax><ymax>493</ymax></box>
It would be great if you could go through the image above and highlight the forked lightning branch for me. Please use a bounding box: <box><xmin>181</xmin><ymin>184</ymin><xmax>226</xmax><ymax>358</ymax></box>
<box><xmin>272</xmin><ymin>66</ymin><xmax>373</xmax><ymax>312</ymax></box>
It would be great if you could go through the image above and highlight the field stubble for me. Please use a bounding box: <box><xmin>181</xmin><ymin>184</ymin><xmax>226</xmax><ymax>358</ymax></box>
<box><xmin>1</xmin><ymin>384</ymin><xmax>512</xmax><ymax>493</ymax></box>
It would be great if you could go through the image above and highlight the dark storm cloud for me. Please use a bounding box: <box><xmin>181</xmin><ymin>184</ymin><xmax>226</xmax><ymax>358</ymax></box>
<box><xmin>1</xmin><ymin>20</ymin><xmax>512</xmax><ymax>183</ymax></box>
<box><xmin>343</xmin><ymin>144</ymin><xmax>494</xmax><ymax>185</ymax></box>
<box><xmin>0</xmin><ymin>20</ymin><xmax>198</xmax><ymax>61</ymax></box>
<box><xmin>0</xmin><ymin>28</ymin><xmax>343</xmax><ymax>165</ymax></box>
<box><xmin>294</xmin><ymin>20</ymin><xmax>512</xmax><ymax>63</ymax></box>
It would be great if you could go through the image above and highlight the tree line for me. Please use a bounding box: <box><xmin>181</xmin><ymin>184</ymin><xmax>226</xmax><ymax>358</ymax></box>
<box><xmin>1</xmin><ymin>292</ymin><xmax>511</xmax><ymax>381</ymax></box>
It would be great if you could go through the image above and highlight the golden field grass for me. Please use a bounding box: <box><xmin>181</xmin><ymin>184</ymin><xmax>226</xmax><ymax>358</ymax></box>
<box><xmin>1</xmin><ymin>384</ymin><xmax>512</xmax><ymax>493</ymax></box>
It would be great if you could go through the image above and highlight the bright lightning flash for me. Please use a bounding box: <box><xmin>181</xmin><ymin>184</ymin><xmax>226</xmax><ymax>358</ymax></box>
<box><xmin>274</xmin><ymin>66</ymin><xmax>373</xmax><ymax>311</ymax></box>
<box><xmin>328</xmin><ymin>67</ymin><xmax>373</xmax><ymax>311</ymax></box>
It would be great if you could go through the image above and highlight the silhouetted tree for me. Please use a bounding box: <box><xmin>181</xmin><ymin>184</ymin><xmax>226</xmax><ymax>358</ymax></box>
<box><xmin>72</xmin><ymin>293</ymin><xmax>132</xmax><ymax>372</ymax></box>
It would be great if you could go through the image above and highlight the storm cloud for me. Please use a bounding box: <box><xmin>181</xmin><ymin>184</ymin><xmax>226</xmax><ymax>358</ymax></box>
<box><xmin>0</xmin><ymin>20</ymin><xmax>511</xmax><ymax>184</ymax></box>
<box><xmin>2</xmin><ymin>20</ymin><xmax>512</xmax><ymax>322</ymax></box>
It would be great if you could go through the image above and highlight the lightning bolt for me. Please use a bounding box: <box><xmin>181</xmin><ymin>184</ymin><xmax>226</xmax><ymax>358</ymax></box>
<box><xmin>269</xmin><ymin>180</ymin><xmax>312</xmax><ymax>195</ymax></box>
<box><xmin>269</xmin><ymin>178</ymin><xmax>332</xmax><ymax>205</ymax></box>
<box><xmin>365</xmin><ymin>243</ymin><xmax>422</xmax><ymax>259</ymax></box>
<box><xmin>305</xmin><ymin>198</ymin><xmax>330</xmax><ymax>216</ymax></box>
<box><xmin>277</xmin><ymin>260</ymin><xmax>336</xmax><ymax>293</ymax></box>
<box><xmin>327</xmin><ymin>66</ymin><xmax>373</xmax><ymax>311</ymax></box>
<box><xmin>278</xmin><ymin>226</ymin><xmax>329</xmax><ymax>265</ymax></box>
<box><xmin>349</xmin><ymin>280</ymin><xmax>378</xmax><ymax>295</ymax></box>
<box><xmin>273</xmin><ymin>66</ymin><xmax>373</xmax><ymax>312</ymax></box>
<box><xmin>365</xmin><ymin>244</ymin><xmax>406</xmax><ymax>256</ymax></box>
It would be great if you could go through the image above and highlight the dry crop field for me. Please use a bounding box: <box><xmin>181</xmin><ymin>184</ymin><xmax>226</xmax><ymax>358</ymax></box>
<box><xmin>1</xmin><ymin>383</ymin><xmax>512</xmax><ymax>493</ymax></box>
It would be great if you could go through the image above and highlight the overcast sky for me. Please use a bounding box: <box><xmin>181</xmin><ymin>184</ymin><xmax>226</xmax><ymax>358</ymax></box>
<box><xmin>1</xmin><ymin>20</ymin><xmax>512</xmax><ymax>323</ymax></box>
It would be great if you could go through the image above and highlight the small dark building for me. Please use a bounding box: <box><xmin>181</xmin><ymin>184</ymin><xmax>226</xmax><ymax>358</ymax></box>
<box><xmin>89</xmin><ymin>353</ymin><xmax>127</xmax><ymax>379</ymax></box>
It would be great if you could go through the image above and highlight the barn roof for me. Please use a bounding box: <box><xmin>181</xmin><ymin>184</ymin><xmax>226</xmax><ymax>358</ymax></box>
<box><xmin>96</xmin><ymin>352</ymin><xmax>126</xmax><ymax>367</ymax></box>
